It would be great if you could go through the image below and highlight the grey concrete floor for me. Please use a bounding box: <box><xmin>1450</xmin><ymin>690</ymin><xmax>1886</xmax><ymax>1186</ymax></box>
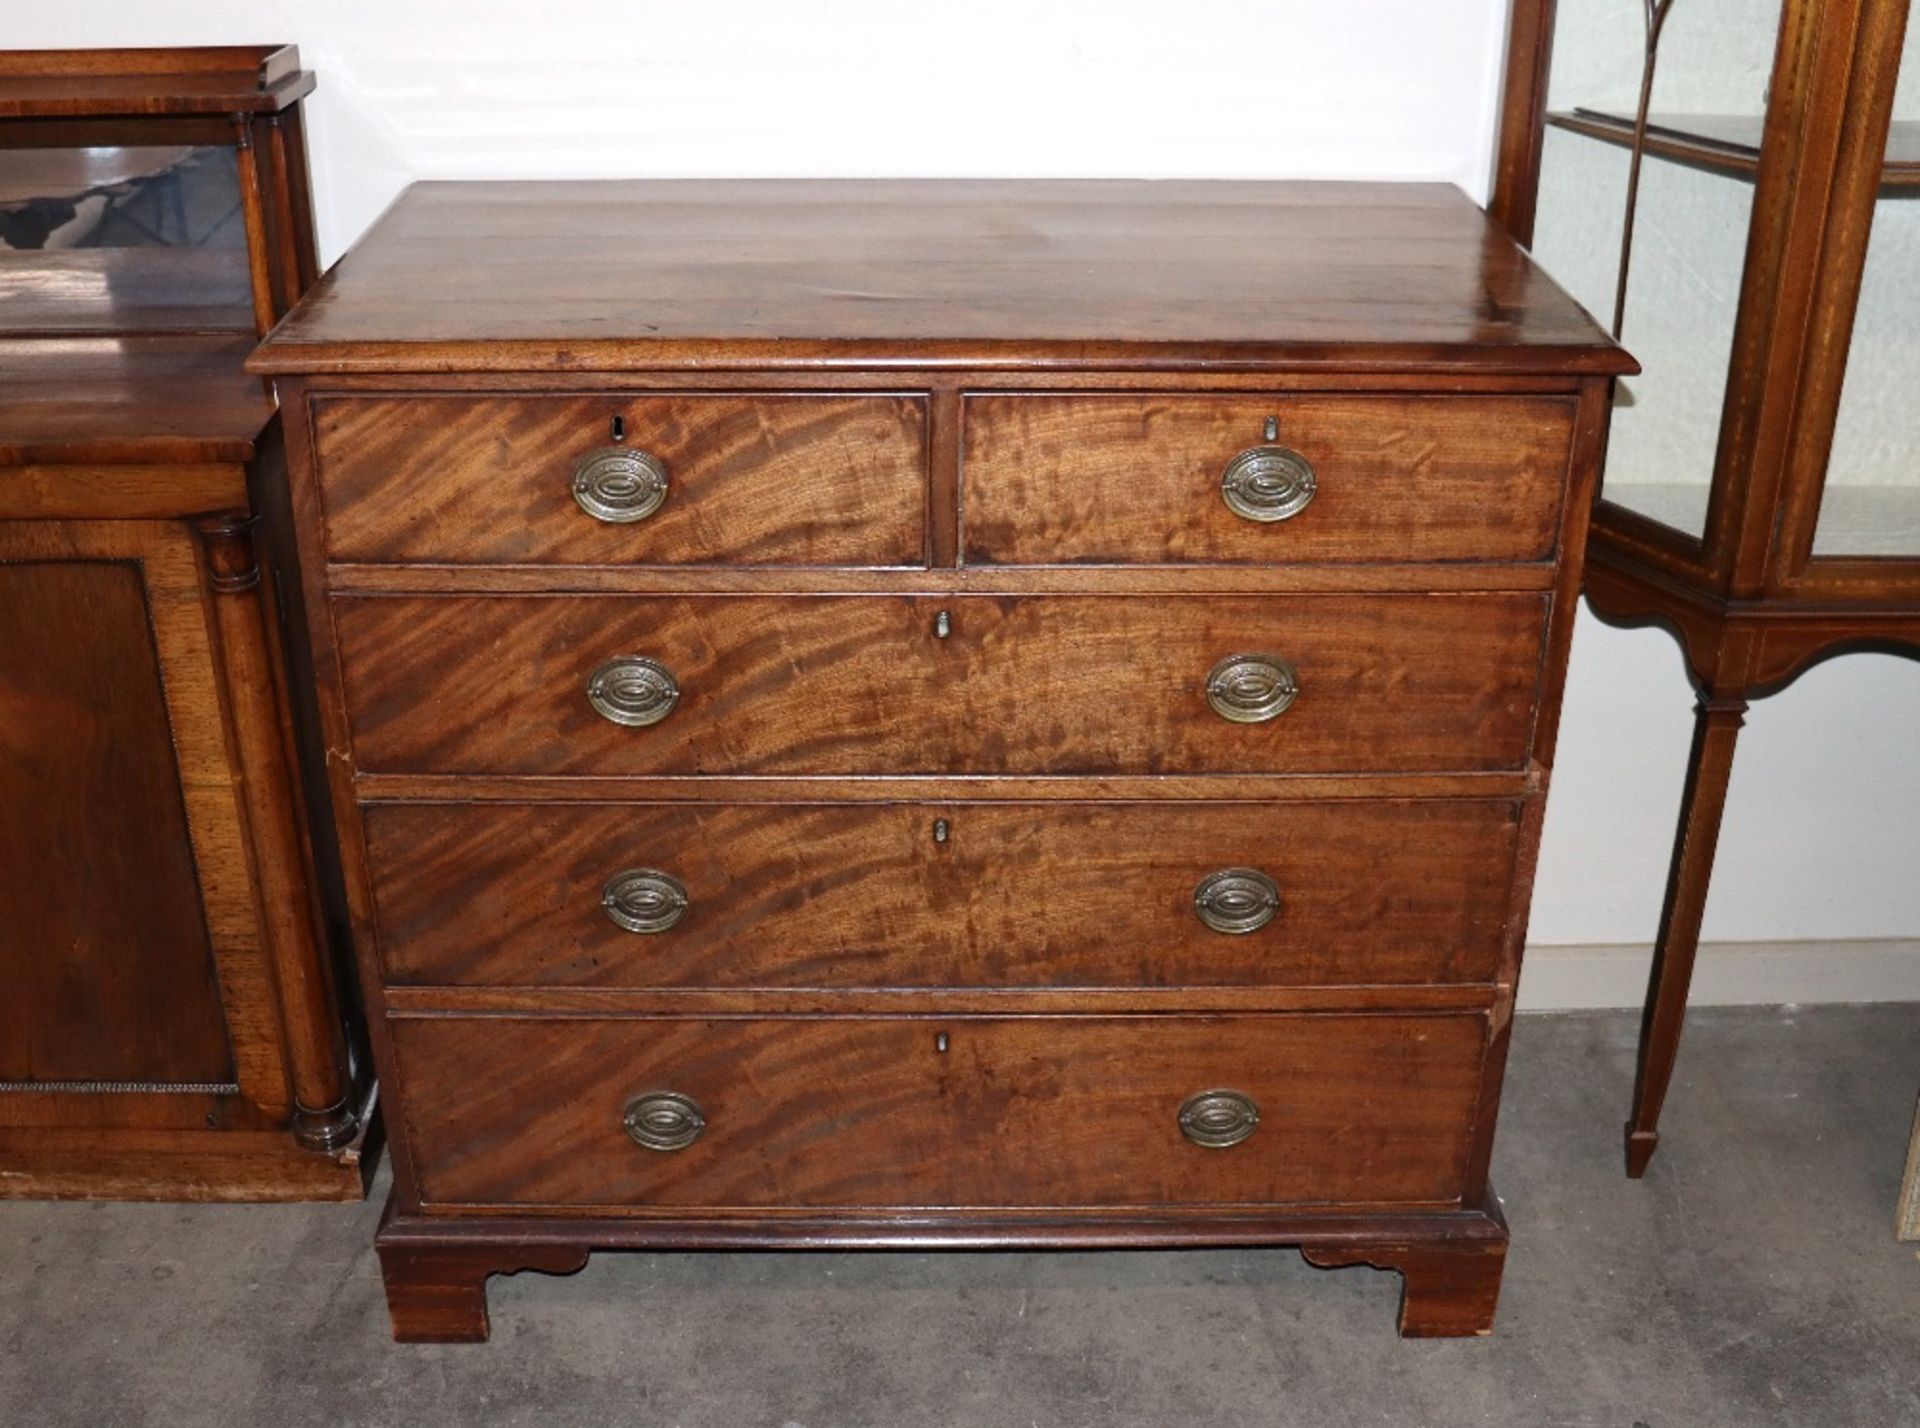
<box><xmin>2</xmin><ymin>1004</ymin><xmax>1917</xmax><ymax>1428</ymax></box>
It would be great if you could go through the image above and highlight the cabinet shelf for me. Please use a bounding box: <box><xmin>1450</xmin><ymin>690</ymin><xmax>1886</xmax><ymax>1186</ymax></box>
<box><xmin>1548</xmin><ymin>108</ymin><xmax>1920</xmax><ymax>191</ymax></box>
<box><xmin>1601</xmin><ymin>480</ymin><xmax>1920</xmax><ymax>557</ymax></box>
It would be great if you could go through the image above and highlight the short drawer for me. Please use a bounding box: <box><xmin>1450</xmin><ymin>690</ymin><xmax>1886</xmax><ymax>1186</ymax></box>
<box><xmin>310</xmin><ymin>393</ymin><xmax>928</xmax><ymax>566</ymax></box>
<box><xmin>363</xmin><ymin>799</ymin><xmax>1519</xmax><ymax>988</ymax></box>
<box><xmin>393</xmin><ymin>1013</ymin><xmax>1488</xmax><ymax>1209</ymax></box>
<box><xmin>334</xmin><ymin>592</ymin><xmax>1546</xmax><ymax>776</ymax></box>
<box><xmin>962</xmin><ymin>394</ymin><xmax>1573</xmax><ymax>565</ymax></box>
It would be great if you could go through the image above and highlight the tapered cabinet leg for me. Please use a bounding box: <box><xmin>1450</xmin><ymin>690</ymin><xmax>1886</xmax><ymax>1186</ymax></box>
<box><xmin>1626</xmin><ymin>696</ymin><xmax>1746</xmax><ymax>1178</ymax></box>
<box><xmin>377</xmin><ymin>1239</ymin><xmax>590</xmax><ymax>1344</ymax></box>
<box><xmin>1301</xmin><ymin>1236</ymin><xmax>1507</xmax><ymax>1338</ymax></box>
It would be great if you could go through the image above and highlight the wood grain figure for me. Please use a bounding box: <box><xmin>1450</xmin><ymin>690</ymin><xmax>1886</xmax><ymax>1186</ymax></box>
<box><xmin>332</xmin><ymin>592</ymin><xmax>1548</xmax><ymax>777</ymax></box>
<box><xmin>312</xmin><ymin>393</ymin><xmax>928</xmax><ymax>567</ymax></box>
<box><xmin>360</xmin><ymin>797</ymin><xmax>1522</xmax><ymax>990</ymax></box>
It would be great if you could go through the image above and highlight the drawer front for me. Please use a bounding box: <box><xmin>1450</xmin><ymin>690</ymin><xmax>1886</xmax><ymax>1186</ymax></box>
<box><xmin>335</xmin><ymin>593</ymin><xmax>1546</xmax><ymax>776</ymax></box>
<box><xmin>962</xmin><ymin>394</ymin><xmax>1573</xmax><ymax>565</ymax></box>
<box><xmin>394</xmin><ymin>1013</ymin><xmax>1487</xmax><ymax>1209</ymax></box>
<box><xmin>364</xmin><ymin>799</ymin><xmax>1519</xmax><ymax>988</ymax></box>
<box><xmin>311</xmin><ymin>394</ymin><xmax>928</xmax><ymax>566</ymax></box>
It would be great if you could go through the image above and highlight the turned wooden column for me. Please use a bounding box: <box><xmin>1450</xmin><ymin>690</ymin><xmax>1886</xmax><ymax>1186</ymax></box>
<box><xmin>1625</xmin><ymin>695</ymin><xmax>1747</xmax><ymax>1177</ymax></box>
<box><xmin>229</xmin><ymin>114</ymin><xmax>279</xmax><ymax>338</ymax></box>
<box><xmin>196</xmin><ymin>511</ymin><xmax>358</xmax><ymax>1150</ymax></box>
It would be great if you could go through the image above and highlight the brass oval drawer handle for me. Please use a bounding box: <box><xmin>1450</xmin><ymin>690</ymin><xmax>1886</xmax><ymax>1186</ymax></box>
<box><xmin>587</xmin><ymin>655</ymin><xmax>680</xmax><ymax>727</ymax></box>
<box><xmin>1204</xmin><ymin>653</ymin><xmax>1299</xmax><ymax>723</ymax></box>
<box><xmin>1193</xmin><ymin>868</ymin><xmax>1281</xmax><ymax>935</ymax></box>
<box><xmin>572</xmin><ymin>445</ymin><xmax>670</xmax><ymax>523</ymax></box>
<box><xmin>1221</xmin><ymin>444</ymin><xmax>1316</xmax><ymax>523</ymax></box>
<box><xmin>1178</xmin><ymin>1089</ymin><xmax>1260</xmax><ymax>1149</ymax></box>
<box><xmin>623</xmin><ymin>1091</ymin><xmax>706</xmax><ymax>1152</ymax></box>
<box><xmin>601</xmin><ymin>868</ymin><xmax>689</xmax><ymax>934</ymax></box>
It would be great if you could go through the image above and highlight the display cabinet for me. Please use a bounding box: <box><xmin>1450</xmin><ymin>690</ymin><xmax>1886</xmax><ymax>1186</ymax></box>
<box><xmin>1493</xmin><ymin>0</ymin><xmax>1920</xmax><ymax>1175</ymax></box>
<box><xmin>0</xmin><ymin>47</ymin><xmax>372</xmax><ymax>1199</ymax></box>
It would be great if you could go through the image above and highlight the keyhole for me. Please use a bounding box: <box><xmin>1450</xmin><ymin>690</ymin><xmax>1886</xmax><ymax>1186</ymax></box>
<box><xmin>1264</xmin><ymin>415</ymin><xmax>1279</xmax><ymax>442</ymax></box>
<box><xmin>935</xmin><ymin>610</ymin><xmax>952</xmax><ymax>639</ymax></box>
<box><xmin>935</xmin><ymin>1032</ymin><xmax>950</xmax><ymax>1054</ymax></box>
<box><xmin>933</xmin><ymin>817</ymin><xmax>950</xmax><ymax>844</ymax></box>
<box><xmin>610</xmin><ymin>415</ymin><xmax>626</xmax><ymax>443</ymax></box>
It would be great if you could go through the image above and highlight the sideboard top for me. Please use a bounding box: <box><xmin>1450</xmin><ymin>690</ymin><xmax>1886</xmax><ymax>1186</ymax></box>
<box><xmin>251</xmin><ymin>179</ymin><xmax>1634</xmax><ymax>377</ymax></box>
<box><xmin>0</xmin><ymin>335</ymin><xmax>273</xmax><ymax>465</ymax></box>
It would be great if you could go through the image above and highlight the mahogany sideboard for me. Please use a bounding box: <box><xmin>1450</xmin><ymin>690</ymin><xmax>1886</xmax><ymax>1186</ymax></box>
<box><xmin>248</xmin><ymin>178</ymin><xmax>1632</xmax><ymax>1338</ymax></box>
<box><xmin>0</xmin><ymin>47</ymin><xmax>372</xmax><ymax>1199</ymax></box>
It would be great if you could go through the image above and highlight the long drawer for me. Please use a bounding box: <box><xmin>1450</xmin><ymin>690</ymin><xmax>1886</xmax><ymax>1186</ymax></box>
<box><xmin>311</xmin><ymin>393</ymin><xmax>928</xmax><ymax>566</ymax></box>
<box><xmin>392</xmin><ymin>1013</ymin><xmax>1488</xmax><ymax>1210</ymax></box>
<box><xmin>962</xmin><ymin>393</ymin><xmax>1574</xmax><ymax>565</ymax></box>
<box><xmin>362</xmin><ymin>798</ymin><xmax>1519</xmax><ymax>988</ymax></box>
<box><xmin>333</xmin><ymin>593</ymin><xmax>1547</xmax><ymax>776</ymax></box>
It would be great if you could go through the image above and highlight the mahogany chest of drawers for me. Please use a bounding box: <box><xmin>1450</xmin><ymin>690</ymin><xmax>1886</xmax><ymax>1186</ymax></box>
<box><xmin>249</xmin><ymin>179</ymin><xmax>1631</xmax><ymax>1341</ymax></box>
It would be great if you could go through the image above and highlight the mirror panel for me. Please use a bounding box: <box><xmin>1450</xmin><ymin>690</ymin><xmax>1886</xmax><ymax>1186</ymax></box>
<box><xmin>0</xmin><ymin>142</ymin><xmax>253</xmax><ymax>334</ymax></box>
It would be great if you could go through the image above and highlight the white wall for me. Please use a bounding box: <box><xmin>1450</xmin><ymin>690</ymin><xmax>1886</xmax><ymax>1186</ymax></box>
<box><xmin>13</xmin><ymin>1</ymin><xmax>1920</xmax><ymax>972</ymax></box>
<box><xmin>6</xmin><ymin>0</ymin><xmax>1516</xmax><ymax>265</ymax></box>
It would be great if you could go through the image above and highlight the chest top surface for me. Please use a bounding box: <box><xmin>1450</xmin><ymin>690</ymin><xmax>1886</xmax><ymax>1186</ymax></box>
<box><xmin>249</xmin><ymin>179</ymin><xmax>1631</xmax><ymax>377</ymax></box>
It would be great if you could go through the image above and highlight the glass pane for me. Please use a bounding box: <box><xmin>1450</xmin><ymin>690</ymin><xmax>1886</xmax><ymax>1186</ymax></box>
<box><xmin>1813</xmin><ymin>25</ymin><xmax>1920</xmax><ymax>559</ymax></box>
<box><xmin>0</xmin><ymin>143</ymin><xmax>253</xmax><ymax>334</ymax></box>
<box><xmin>1529</xmin><ymin>0</ymin><xmax>1781</xmax><ymax>542</ymax></box>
